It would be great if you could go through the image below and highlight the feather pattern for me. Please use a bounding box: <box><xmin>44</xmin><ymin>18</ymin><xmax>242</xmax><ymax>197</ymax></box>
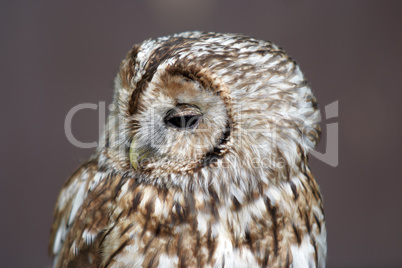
<box><xmin>49</xmin><ymin>32</ymin><xmax>326</xmax><ymax>267</ymax></box>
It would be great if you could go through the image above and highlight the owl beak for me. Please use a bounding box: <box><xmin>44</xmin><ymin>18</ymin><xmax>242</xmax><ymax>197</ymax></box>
<box><xmin>129</xmin><ymin>138</ymin><xmax>150</xmax><ymax>170</ymax></box>
<box><xmin>164</xmin><ymin>104</ymin><xmax>202</xmax><ymax>130</ymax></box>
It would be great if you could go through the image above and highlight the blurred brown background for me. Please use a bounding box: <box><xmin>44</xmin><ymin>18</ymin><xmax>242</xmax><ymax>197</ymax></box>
<box><xmin>1</xmin><ymin>1</ymin><xmax>401</xmax><ymax>267</ymax></box>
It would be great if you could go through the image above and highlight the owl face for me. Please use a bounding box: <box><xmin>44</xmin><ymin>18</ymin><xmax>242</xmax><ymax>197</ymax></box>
<box><xmin>97</xmin><ymin>32</ymin><xmax>320</xmax><ymax>191</ymax></box>
<box><xmin>134</xmin><ymin>66</ymin><xmax>229</xmax><ymax>166</ymax></box>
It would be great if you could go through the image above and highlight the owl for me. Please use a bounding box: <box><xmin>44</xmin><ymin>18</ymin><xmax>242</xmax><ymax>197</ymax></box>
<box><xmin>49</xmin><ymin>32</ymin><xmax>326</xmax><ymax>267</ymax></box>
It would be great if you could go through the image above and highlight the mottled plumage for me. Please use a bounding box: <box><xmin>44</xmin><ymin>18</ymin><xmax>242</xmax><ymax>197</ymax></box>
<box><xmin>49</xmin><ymin>32</ymin><xmax>326</xmax><ymax>267</ymax></box>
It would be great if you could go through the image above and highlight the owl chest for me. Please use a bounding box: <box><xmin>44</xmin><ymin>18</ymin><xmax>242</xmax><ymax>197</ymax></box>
<box><xmin>105</xmin><ymin>182</ymin><xmax>324</xmax><ymax>267</ymax></box>
<box><xmin>108</xmin><ymin>201</ymin><xmax>281</xmax><ymax>267</ymax></box>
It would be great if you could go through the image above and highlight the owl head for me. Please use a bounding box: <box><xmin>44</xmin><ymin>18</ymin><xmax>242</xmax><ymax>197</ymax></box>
<box><xmin>96</xmin><ymin>32</ymin><xmax>320</xmax><ymax>193</ymax></box>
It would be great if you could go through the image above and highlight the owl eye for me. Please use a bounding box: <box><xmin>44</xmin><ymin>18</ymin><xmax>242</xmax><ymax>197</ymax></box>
<box><xmin>167</xmin><ymin>115</ymin><xmax>201</xmax><ymax>129</ymax></box>
<box><xmin>164</xmin><ymin>104</ymin><xmax>202</xmax><ymax>130</ymax></box>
